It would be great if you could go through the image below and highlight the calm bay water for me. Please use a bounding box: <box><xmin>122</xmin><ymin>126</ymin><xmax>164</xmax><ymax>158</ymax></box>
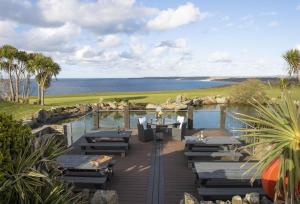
<box><xmin>29</xmin><ymin>78</ymin><xmax>232</xmax><ymax>96</ymax></box>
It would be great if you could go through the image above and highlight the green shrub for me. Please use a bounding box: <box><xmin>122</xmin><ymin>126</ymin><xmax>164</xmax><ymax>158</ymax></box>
<box><xmin>0</xmin><ymin>113</ymin><xmax>32</xmax><ymax>168</ymax></box>
<box><xmin>231</xmin><ymin>79</ymin><xmax>267</xmax><ymax>104</ymax></box>
<box><xmin>0</xmin><ymin>113</ymin><xmax>79</xmax><ymax>203</ymax></box>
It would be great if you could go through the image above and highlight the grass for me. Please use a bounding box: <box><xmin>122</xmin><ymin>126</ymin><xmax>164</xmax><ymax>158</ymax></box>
<box><xmin>1</xmin><ymin>84</ymin><xmax>300</xmax><ymax>120</ymax></box>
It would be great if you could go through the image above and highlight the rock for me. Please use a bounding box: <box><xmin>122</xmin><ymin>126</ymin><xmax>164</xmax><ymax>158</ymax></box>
<box><xmin>260</xmin><ymin>196</ymin><xmax>273</xmax><ymax>204</ymax></box>
<box><xmin>91</xmin><ymin>190</ymin><xmax>118</xmax><ymax>204</ymax></box>
<box><xmin>175</xmin><ymin>104</ymin><xmax>188</xmax><ymax>110</ymax></box>
<box><xmin>176</xmin><ymin>95</ymin><xmax>187</xmax><ymax>103</ymax></box>
<box><xmin>146</xmin><ymin>104</ymin><xmax>158</xmax><ymax>110</ymax></box>
<box><xmin>216</xmin><ymin>200</ymin><xmax>230</xmax><ymax>204</ymax></box>
<box><xmin>166</xmin><ymin>98</ymin><xmax>175</xmax><ymax>104</ymax></box>
<box><xmin>232</xmin><ymin>195</ymin><xmax>243</xmax><ymax>204</ymax></box>
<box><xmin>244</xmin><ymin>192</ymin><xmax>260</xmax><ymax>204</ymax></box>
<box><xmin>162</xmin><ymin>103</ymin><xmax>177</xmax><ymax>110</ymax></box>
<box><xmin>192</xmin><ymin>98</ymin><xmax>203</xmax><ymax>106</ymax></box>
<box><xmin>202</xmin><ymin>96</ymin><xmax>217</xmax><ymax>105</ymax></box>
<box><xmin>180</xmin><ymin>193</ymin><xmax>200</xmax><ymax>204</ymax></box>
<box><xmin>215</xmin><ymin>97</ymin><xmax>227</xmax><ymax>104</ymax></box>
<box><xmin>34</xmin><ymin>109</ymin><xmax>49</xmax><ymax>123</ymax></box>
<box><xmin>182</xmin><ymin>100</ymin><xmax>193</xmax><ymax>105</ymax></box>
<box><xmin>107</xmin><ymin>102</ymin><xmax>117</xmax><ymax>110</ymax></box>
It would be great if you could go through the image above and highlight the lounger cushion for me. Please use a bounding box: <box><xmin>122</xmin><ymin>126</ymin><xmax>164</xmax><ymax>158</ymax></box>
<box><xmin>138</xmin><ymin>117</ymin><xmax>147</xmax><ymax>129</ymax></box>
<box><xmin>177</xmin><ymin>116</ymin><xmax>185</xmax><ymax>129</ymax></box>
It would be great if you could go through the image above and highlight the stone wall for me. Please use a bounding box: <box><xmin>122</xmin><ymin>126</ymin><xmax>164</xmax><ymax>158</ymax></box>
<box><xmin>24</xmin><ymin>104</ymin><xmax>93</xmax><ymax>128</ymax></box>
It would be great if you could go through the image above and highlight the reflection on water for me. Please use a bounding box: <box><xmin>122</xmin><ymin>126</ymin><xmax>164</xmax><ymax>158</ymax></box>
<box><xmin>67</xmin><ymin>105</ymin><xmax>254</xmax><ymax>145</ymax></box>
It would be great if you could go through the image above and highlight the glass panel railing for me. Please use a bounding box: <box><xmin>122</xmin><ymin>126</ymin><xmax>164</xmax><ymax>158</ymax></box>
<box><xmin>129</xmin><ymin>110</ymin><xmax>187</xmax><ymax>129</ymax></box>
<box><xmin>99</xmin><ymin>111</ymin><xmax>124</xmax><ymax>129</ymax></box>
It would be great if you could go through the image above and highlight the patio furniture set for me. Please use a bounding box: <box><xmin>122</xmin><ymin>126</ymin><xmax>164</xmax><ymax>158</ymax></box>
<box><xmin>184</xmin><ymin>135</ymin><xmax>265</xmax><ymax>199</ymax></box>
<box><xmin>137</xmin><ymin>116</ymin><xmax>187</xmax><ymax>142</ymax></box>
<box><xmin>57</xmin><ymin>130</ymin><xmax>132</xmax><ymax>191</ymax></box>
<box><xmin>80</xmin><ymin>130</ymin><xmax>132</xmax><ymax>157</ymax></box>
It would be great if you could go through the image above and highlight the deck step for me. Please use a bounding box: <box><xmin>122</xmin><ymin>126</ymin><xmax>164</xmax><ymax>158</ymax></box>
<box><xmin>62</xmin><ymin>176</ymin><xmax>107</xmax><ymax>185</ymax></box>
<box><xmin>185</xmin><ymin>151</ymin><xmax>242</xmax><ymax>157</ymax></box>
<box><xmin>198</xmin><ymin>187</ymin><xmax>265</xmax><ymax>197</ymax></box>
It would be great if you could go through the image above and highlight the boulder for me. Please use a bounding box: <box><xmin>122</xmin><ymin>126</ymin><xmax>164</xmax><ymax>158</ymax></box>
<box><xmin>202</xmin><ymin>96</ymin><xmax>217</xmax><ymax>105</ymax></box>
<box><xmin>166</xmin><ymin>98</ymin><xmax>175</xmax><ymax>104</ymax></box>
<box><xmin>182</xmin><ymin>100</ymin><xmax>193</xmax><ymax>106</ymax></box>
<box><xmin>180</xmin><ymin>193</ymin><xmax>200</xmax><ymax>204</ymax></box>
<box><xmin>232</xmin><ymin>195</ymin><xmax>243</xmax><ymax>204</ymax></box>
<box><xmin>146</xmin><ymin>104</ymin><xmax>158</xmax><ymax>110</ymax></box>
<box><xmin>215</xmin><ymin>97</ymin><xmax>227</xmax><ymax>104</ymax></box>
<box><xmin>176</xmin><ymin>95</ymin><xmax>187</xmax><ymax>104</ymax></box>
<box><xmin>91</xmin><ymin>190</ymin><xmax>118</xmax><ymax>204</ymax></box>
<box><xmin>244</xmin><ymin>192</ymin><xmax>260</xmax><ymax>204</ymax></box>
<box><xmin>162</xmin><ymin>103</ymin><xmax>177</xmax><ymax>110</ymax></box>
<box><xmin>107</xmin><ymin>102</ymin><xmax>117</xmax><ymax>110</ymax></box>
<box><xmin>175</xmin><ymin>104</ymin><xmax>188</xmax><ymax>110</ymax></box>
<box><xmin>192</xmin><ymin>98</ymin><xmax>203</xmax><ymax>106</ymax></box>
<box><xmin>34</xmin><ymin>109</ymin><xmax>49</xmax><ymax>123</ymax></box>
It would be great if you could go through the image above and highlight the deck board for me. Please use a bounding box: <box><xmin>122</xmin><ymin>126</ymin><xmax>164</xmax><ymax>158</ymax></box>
<box><xmin>70</xmin><ymin>128</ymin><xmax>229</xmax><ymax>204</ymax></box>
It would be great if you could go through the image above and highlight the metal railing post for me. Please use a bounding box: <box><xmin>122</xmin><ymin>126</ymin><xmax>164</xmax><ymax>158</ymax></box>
<box><xmin>187</xmin><ymin>106</ymin><xmax>193</xmax><ymax>129</ymax></box>
<box><xmin>220</xmin><ymin>105</ymin><xmax>226</xmax><ymax>129</ymax></box>
<box><xmin>124</xmin><ymin>103</ymin><xmax>130</xmax><ymax>130</ymax></box>
<box><xmin>93</xmin><ymin>104</ymin><xmax>100</xmax><ymax>130</ymax></box>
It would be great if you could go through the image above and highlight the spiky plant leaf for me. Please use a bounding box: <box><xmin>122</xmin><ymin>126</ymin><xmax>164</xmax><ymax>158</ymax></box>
<box><xmin>235</xmin><ymin>90</ymin><xmax>300</xmax><ymax>203</ymax></box>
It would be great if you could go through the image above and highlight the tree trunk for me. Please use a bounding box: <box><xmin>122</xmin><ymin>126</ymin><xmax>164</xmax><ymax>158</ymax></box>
<box><xmin>41</xmin><ymin>83</ymin><xmax>44</xmax><ymax>106</ymax></box>
<box><xmin>37</xmin><ymin>83</ymin><xmax>41</xmax><ymax>105</ymax></box>
<box><xmin>25</xmin><ymin>74</ymin><xmax>30</xmax><ymax>103</ymax></box>
<box><xmin>15</xmin><ymin>75</ymin><xmax>19</xmax><ymax>103</ymax></box>
<box><xmin>8</xmin><ymin>68</ymin><xmax>15</xmax><ymax>102</ymax></box>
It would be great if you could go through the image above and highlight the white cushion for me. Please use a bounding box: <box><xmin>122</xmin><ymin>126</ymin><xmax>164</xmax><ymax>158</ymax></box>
<box><xmin>138</xmin><ymin>117</ymin><xmax>147</xmax><ymax>129</ymax></box>
<box><xmin>177</xmin><ymin>116</ymin><xmax>185</xmax><ymax>129</ymax></box>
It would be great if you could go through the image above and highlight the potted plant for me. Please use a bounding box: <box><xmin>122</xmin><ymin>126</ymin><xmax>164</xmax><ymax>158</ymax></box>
<box><xmin>236</xmin><ymin>91</ymin><xmax>300</xmax><ymax>203</ymax></box>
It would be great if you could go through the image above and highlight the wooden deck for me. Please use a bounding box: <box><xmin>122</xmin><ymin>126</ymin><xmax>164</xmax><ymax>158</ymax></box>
<box><xmin>70</xmin><ymin>128</ymin><xmax>229</xmax><ymax>204</ymax></box>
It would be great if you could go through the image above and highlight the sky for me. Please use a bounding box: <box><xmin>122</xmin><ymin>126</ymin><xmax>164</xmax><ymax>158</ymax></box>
<box><xmin>0</xmin><ymin>0</ymin><xmax>300</xmax><ymax>78</ymax></box>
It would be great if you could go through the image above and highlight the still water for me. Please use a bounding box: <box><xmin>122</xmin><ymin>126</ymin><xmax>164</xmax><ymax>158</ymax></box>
<box><xmin>67</xmin><ymin>105</ymin><xmax>253</xmax><ymax>145</ymax></box>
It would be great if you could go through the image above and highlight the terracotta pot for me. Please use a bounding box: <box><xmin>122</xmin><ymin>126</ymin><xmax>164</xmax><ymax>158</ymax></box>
<box><xmin>262</xmin><ymin>158</ymin><xmax>300</xmax><ymax>200</ymax></box>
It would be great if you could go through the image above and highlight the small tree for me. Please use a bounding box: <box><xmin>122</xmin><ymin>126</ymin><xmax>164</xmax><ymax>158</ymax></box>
<box><xmin>283</xmin><ymin>49</ymin><xmax>300</xmax><ymax>82</ymax></box>
<box><xmin>231</xmin><ymin>79</ymin><xmax>267</xmax><ymax>104</ymax></box>
<box><xmin>0</xmin><ymin>45</ymin><xmax>18</xmax><ymax>102</ymax></box>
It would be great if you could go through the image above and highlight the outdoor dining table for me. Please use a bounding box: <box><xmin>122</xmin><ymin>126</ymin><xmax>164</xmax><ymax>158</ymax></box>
<box><xmin>148</xmin><ymin>120</ymin><xmax>179</xmax><ymax>140</ymax></box>
<box><xmin>184</xmin><ymin>136</ymin><xmax>241</xmax><ymax>151</ymax></box>
<box><xmin>56</xmin><ymin>154</ymin><xmax>114</xmax><ymax>172</ymax></box>
<box><xmin>194</xmin><ymin>161</ymin><xmax>259</xmax><ymax>185</ymax></box>
<box><xmin>83</xmin><ymin>130</ymin><xmax>132</xmax><ymax>143</ymax></box>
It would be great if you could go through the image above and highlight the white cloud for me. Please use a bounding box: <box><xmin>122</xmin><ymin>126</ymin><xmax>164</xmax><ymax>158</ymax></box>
<box><xmin>98</xmin><ymin>35</ymin><xmax>121</xmax><ymax>48</ymax></box>
<box><xmin>209</xmin><ymin>51</ymin><xmax>232</xmax><ymax>63</ymax></box>
<box><xmin>147</xmin><ymin>3</ymin><xmax>206</xmax><ymax>30</ymax></box>
<box><xmin>39</xmin><ymin>0</ymin><xmax>158</xmax><ymax>34</ymax></box>
<box><xmin>23</xmin><ymin>23</ymin><xmax>81</xmax><ymax>52</ymax></box>
<box><xmin>296</xmin><ymin>44</ymin><xmax>300</xmax><ymax>51</ymax></box>
<box><xmin>152</xmin><ymin>38</ymin><xmax>188</xmax><ymax>56</ymax></box>
<box><xmin>268</xmin><ymin>21</ymin><xmax>279</xmax><ymax>27</ymax></box>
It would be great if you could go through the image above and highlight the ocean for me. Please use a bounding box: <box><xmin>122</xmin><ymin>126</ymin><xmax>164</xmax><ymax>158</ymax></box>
<box><xmin>29</xmin><ymin>78</ymin><xmax>232</xmax><ymax>96</ymax></box>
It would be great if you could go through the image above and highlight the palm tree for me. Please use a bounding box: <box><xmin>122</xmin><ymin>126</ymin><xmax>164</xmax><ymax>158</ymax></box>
<box><xmin>283</xmin><ymin>49</ymin><xmax>300</xmax><ymax>82</ymax></box>
<box><xmin>14</xmin><ymin>51</ymin><xmax>28</xmax><ymax>103</ymax></box>
<box><xmin>28</xmin><ymin>54</ymin><xmax>61</xmax><ymax>105</ymax></box>
<box><xmin>0</xmin><ymin>45</ymin><xmax>18</xmax><ymax>101</ymax></box>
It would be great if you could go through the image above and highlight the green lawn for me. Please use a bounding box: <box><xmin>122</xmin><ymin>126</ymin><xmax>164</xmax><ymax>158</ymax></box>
<box><xmin>1</xmin><ymin>85</ymin><xmax>300</xmax><ymax>120</ymax></box>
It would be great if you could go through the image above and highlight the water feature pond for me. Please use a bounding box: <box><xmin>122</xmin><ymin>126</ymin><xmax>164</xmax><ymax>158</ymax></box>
<box><xmin>67</xmin><ymin>105</ymin><xmax>253</xmax><ymax>145</ymax></box>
